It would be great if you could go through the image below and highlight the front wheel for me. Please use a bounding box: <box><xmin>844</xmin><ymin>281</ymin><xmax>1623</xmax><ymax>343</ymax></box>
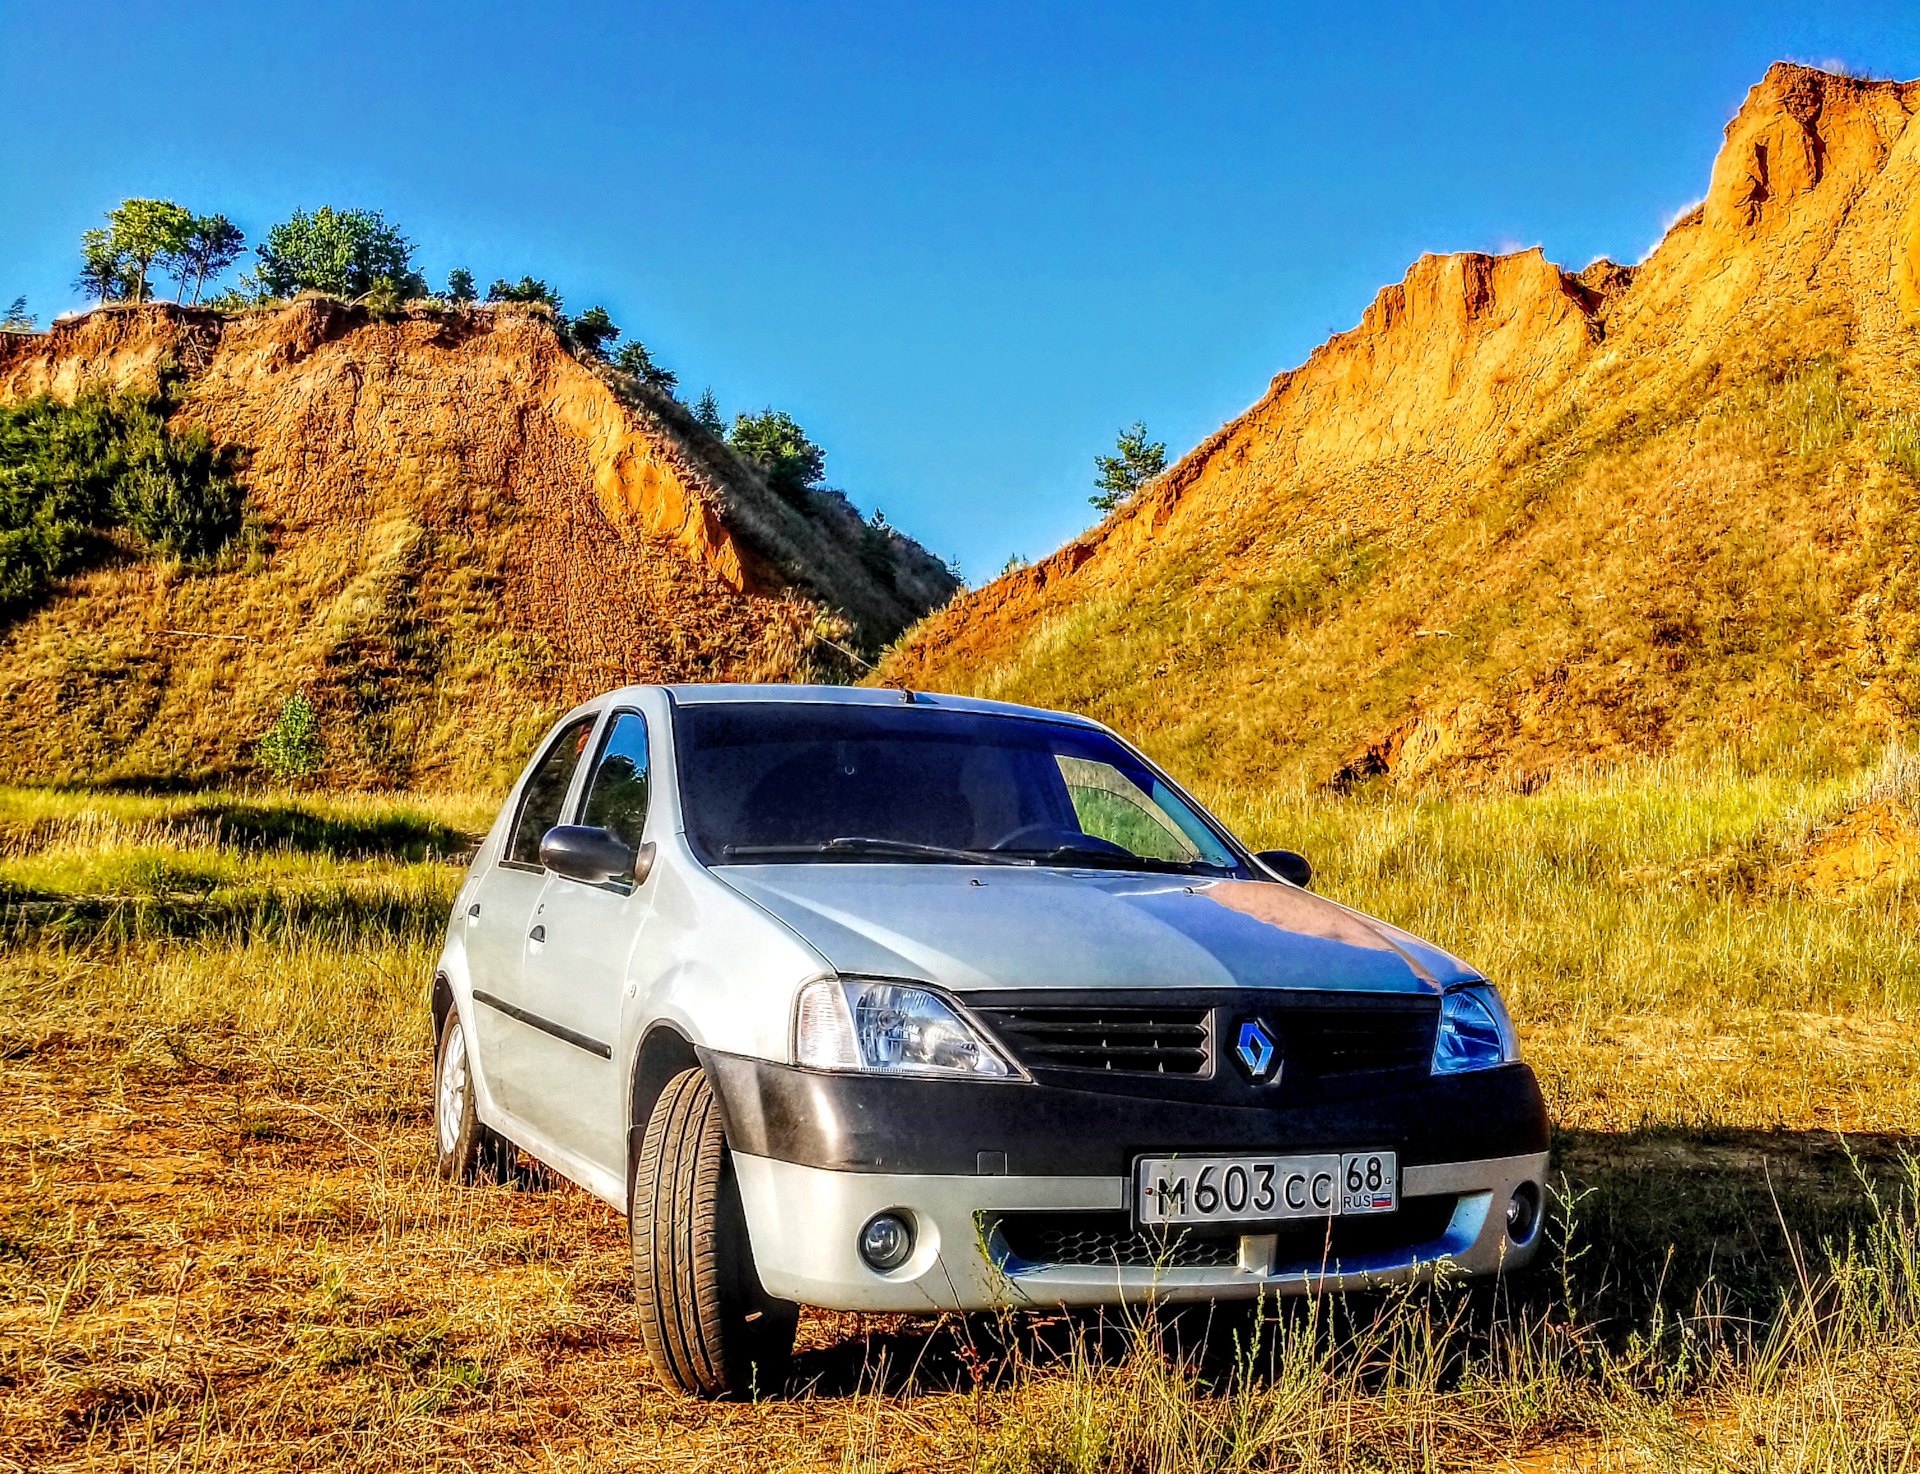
<box><xmin>631</xmin><ymin>1067</ymin><xmax>798</xmax><ymax>1397</ymax></box>
<box><xmin>434</xmin><ymin>1009</ymin><xmax>513</xmax><ymax>1183</ymax></box>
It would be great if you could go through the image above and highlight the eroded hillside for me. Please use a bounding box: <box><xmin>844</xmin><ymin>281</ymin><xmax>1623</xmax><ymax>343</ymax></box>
<box><xmin>884</xmin><ymin>63</ymin><xmax>1920</xmax><ymax>792</ymax></box>
<box><xmin>0</xmin><ymin>299</ymin><xmax>956</xmax><ymax>786</ymax></box>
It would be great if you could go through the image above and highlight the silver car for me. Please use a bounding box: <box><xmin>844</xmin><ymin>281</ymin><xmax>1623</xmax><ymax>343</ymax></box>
<box><xmin>431</xmin><ymin>684</ymin><xmax>1549</xmax><ymax>1397</ymax></box>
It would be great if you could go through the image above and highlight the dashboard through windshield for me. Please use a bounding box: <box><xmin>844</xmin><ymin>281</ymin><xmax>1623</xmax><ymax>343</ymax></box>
<box><xmin>672</xmin><ymin>701</ymin><xmax>1248</xmax><ymax>877</ymax></box>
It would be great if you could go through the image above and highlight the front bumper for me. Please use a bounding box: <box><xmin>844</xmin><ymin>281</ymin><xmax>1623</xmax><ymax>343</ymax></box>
<box><xmin>702</xmin><ymin>1051</ymin><xmax>1550</xmax><ymax>1176</ymax></box>
<box><xmin>733</xmin><ymin>1149</ymin><xmax>1551</xmax><ymax>1312</ymax></box>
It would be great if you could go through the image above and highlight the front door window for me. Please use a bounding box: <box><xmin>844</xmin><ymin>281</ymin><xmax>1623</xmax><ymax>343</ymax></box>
<box><xmin>580</xmin><ymin>710</ymin><xmax>651</xmax><ymax>854</ymax></box>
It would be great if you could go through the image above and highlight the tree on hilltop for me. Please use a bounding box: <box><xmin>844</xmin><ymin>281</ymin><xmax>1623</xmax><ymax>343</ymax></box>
<box><xmin>565</xmin><ymin>305</ymin><xmax>620</xmax><ymax>361</ymax></box>
<box><xmin>692</xmin><ymin>388</ymin><xmax>724</xmax><ymax>436</ymax></box>
<box><xmin>728</xmin><ymin>410</ymin><xmax>825</xmax><ymax>506</ymax></box>
<box><xmin>613</xmin><ymin>340</ymin><xmax>679</xmax><ymax>395</ymax></box>
<box><xmin>166</xmin><ymin>215</ymin><xmax>244</xmax><ymax>305</ymax></box>
<box><xmin>256</xmin><ymin>207</ymin><xmax>423</xmax><ymax>299</ymax></box>
<box><xmin>78</xmin><ymin>199</ymin><xmax>194</xmax><ymax>305</ymax></box>
<box><xmin>2</xmin><ymin>298</ymin><xmax>33</xmax><ymax>330</ymax></box>
<box><xmin>1090</xmin><ymin>421</ymin><xmax>1167</xmax><ymax>511</ymax></box>
<box><xmin>76</xmin><ymin>231</ymin><xmax>139</xmax><ymax>304</ymax></box>
<box><xmin>486</xmin><ymin>276</ymin><xmax>560</xmax><ymax>309</ymax></box>
<box><xmin>445</xmin><ymin>268</ymin><xmax>476</xmax><ymax>302</ymax></box>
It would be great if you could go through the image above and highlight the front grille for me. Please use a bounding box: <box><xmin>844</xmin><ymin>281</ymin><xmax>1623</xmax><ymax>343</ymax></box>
<box><xmin>974</xmin><ymin>998</ymin><xmax>1434</xmax><ymax>1082</ymax></box>
<box><xmin>1270</xmin><ymin>1194</ymin><xmax>1459</xmax><ymax>1265</ymax></box>
<box><xmin>977</xmin><ymin>1006</ymin><xmax>1210</xmax><ymax>1075</ymax></box>
<box><xmin>994</xmin><ymin>1212</ymin><xmax>1239</xmax><ymax>1268</ymax></box>
<box><xmin>1280</xmin><ymin>1006</ymin><xmax>1435</xmax><ymax>1079</ymax></box>
<box><xmin>992</xmin><ymin>1196</ymin><xmax>1460</xmax><ymax>1271</ymax></box>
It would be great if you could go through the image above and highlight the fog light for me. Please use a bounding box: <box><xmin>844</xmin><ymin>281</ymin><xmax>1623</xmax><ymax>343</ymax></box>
<box><xmin>1505</xmin><ymin>1183</ymin><xmax>1541</xmax><ymax>1244</ymax></box>
<box><xmin>859</xmin><ymin>1212</ymin><xmax>914</xmax><ymax>1271</ymax></box>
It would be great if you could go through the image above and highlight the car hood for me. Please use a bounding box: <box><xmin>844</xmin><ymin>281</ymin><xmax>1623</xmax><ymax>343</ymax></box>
<box><xmin>714</xmin><ymin>864</ymin><xmax>1478</xmax><ymax>995</ymax></box>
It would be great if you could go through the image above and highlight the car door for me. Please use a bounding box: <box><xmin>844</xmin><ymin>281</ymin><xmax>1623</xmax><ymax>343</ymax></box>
<box><xmin>515</xmin><ymin>706</ymin><xmax>657</xmax><ymax>1177</ymax></box>
<box><xmin>467</xmin><ymin>711</ymin><xmax>600</xmax><ymax>1118</ymax></box>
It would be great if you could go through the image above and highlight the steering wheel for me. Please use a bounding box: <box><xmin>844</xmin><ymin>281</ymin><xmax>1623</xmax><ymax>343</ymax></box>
<box><xmin>986</xmin><ymin>822</ymin><xmax>1132</xmax><ymax>857</ymax></box>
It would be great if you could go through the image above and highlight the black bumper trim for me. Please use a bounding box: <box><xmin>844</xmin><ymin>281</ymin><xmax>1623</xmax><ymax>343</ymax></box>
<box><xmin>699</xmin><ymin>1049</ymin><xmax>1549</xmax><ymax>1177</ymax></box>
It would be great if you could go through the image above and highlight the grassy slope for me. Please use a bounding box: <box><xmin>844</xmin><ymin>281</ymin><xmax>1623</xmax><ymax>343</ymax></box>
<box><xmin>1</xmin><ymin>768</ymin><xmax>1917</xmax><ymax>1469</ymax></box>
<box><xmin>895</xmin><ymin>337</ymin><xmax>1920</xmax><ymax>797</ymax></box>
<box><xmin>0</xmin><ymin>302</ymin><xmax>960</xmax><ymax>794</ymax></box>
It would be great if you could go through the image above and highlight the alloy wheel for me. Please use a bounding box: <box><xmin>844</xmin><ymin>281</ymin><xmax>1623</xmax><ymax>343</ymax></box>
<box><xmin>437</xmin><ymin>1018</ymin><xmax>468</xmax><ymax>1157</ymax></box>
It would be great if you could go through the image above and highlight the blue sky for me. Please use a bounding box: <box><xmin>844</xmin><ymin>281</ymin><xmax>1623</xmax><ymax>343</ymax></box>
<box><xmin>3</xmin><ymin>3</ymin><xmax>1917</xmax><ymax>581</ymax></box>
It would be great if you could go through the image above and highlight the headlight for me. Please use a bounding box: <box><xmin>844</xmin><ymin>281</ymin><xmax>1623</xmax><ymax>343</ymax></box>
<box><xmin>794</xmin><ymin>978</ymin><xmax>1014</xmax><ymax>1077</ymax></box>
<box><xmin>1431</xmin><ymin>984</ymin><xmax>1519</xmax><ymax>1074</ymax></box>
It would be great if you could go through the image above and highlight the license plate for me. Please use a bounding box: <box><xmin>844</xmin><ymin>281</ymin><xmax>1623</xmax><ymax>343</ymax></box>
<box><xmin>1134</xmin><ymin>1151</ymin><xmax>1398</xmax><ymax>1227</ymax></box>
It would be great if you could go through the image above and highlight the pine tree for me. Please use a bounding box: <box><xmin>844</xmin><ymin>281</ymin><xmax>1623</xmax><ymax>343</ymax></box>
<box><xmin>1089</xmin><ymin>422</ymin><xmax>1168</xmax><ymax>511</ymax></box>
<box><xmin>727</xmin><ymin>410</ymin><xmax>824</xmax><ymax>506</ymax></box>
<box><xmin>613</xmin><ymin>341</ymin><xmax>678</xmax><ymax>395</ymax></box>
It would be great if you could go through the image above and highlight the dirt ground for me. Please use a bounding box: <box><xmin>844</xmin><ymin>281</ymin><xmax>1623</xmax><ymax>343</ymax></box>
<box><xmin>5</xmin><ymin>1010</ymin><xmax>1914</xmax><ymax>1472</ymax></box>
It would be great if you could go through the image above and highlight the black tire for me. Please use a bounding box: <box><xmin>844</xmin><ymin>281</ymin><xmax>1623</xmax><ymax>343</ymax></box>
<box><xmin>434</xmin><ymin>1008</ymin><xmax>514</xmax><ymax>1184</ymax></box>
<box><xmin>631</xmin><ymin>1067</ymin><xmax>799</xmax><ymax>1398</ymax></box>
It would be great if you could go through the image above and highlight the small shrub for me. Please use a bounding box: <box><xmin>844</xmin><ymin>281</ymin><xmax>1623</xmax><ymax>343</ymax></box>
<box><xmin>257</xmin><ymin>694</ymin><xmax>324</xmax><ymax>781</ymax></box>
<box><xmin>858</xmin><ymin>516</ymin><xmax>898</xmax><ymax>588</ymax></box>
<box><xmin>110</xmin><ymin>421</ymin><xmax>244</xmax><ymax>561</ymax></box>
<box><xmin>1777</xmin><ymin>356</ymin><xmax>1857</xmax><ymax>458</ymax></box>
<box><xmin>0</xmin><ymin>393</ymin><xmax>129</xmax><ymax>612</ymax></box>
<box><xmin>486</xmin><ymin>276</ymin><xmax>560</xmax><ymax>309</ymax></box>
<box><xmin>0</xmin><ymin>391</ymin><xmax>247</xmax><ymax>608</ymax></box>
<box><xmin>1876</xmin><ymin>411</ymin><xmax>1920</xmax><ymax>483</ymax></box>
<box><xmin>359</xmin><ymin>275</ymin><xmax>407</xmax><ymax>322</ymax></box>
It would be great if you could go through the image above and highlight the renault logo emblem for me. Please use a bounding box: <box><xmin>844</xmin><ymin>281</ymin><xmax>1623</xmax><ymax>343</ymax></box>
<box><xmin>1234</xmin><ymin>1018</ymin><xmax>1278</xmax><ymax>1081</ymax></box>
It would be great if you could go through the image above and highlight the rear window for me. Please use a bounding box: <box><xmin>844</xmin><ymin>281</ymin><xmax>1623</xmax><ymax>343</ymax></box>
<box><xmin>506</xmin><ymin>715</ymin><xmax>596</xmax><ymax>867</ymax></box>
<box><xmin>671</xmin><ymin>701</ymin><xmax>1246</xmax><ymax>877</ymax></box>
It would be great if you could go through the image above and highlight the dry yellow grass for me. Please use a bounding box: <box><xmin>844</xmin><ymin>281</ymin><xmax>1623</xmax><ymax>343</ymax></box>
<box><xmin>0</xmin><ymin>767</ymin><xmax>1917</xmax><ymax>1471</ymax></box>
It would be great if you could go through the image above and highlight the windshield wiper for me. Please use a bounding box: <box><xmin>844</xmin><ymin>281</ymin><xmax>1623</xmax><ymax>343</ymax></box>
<box><xmin>999</xmin><ymin>844</ymin><xmax>1225</xmax><ymax>875</ymax></box>
<box><xmin>723</xmin><ymin>837</ymin><xmax>1033</xmax><ymax>866</ymax></box>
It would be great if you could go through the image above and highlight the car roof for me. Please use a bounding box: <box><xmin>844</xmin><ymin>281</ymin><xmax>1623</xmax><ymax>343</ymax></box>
<box><xmin>646</xmin><ymin>682</ymin><xmax>1106</xmax><ymax>729</ymax></box>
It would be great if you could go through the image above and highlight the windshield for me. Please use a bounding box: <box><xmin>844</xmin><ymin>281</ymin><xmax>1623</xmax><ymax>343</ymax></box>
<box><xmin>673</xmin><ymin>701</ymin><xmax>1248</xmax><ymax>876</ymax></box>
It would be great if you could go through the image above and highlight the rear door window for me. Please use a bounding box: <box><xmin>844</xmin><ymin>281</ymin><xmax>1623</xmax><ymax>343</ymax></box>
<box><xmin>505</xmin><ymin>715</ymin><xmax>598</xmax><ymax>868</ymax></box>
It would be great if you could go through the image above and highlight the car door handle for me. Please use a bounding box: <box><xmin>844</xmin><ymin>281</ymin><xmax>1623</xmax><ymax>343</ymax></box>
<box><xmin>528</xmin><ymin>924</ymin><xmax>546</xmax><ymax>943</ymax></box>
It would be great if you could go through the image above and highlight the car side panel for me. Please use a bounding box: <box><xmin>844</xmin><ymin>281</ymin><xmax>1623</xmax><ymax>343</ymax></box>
<box><xmin>614</xmin><ymin>834</ymin><xmax>831</xmax><ymax>1113</ymax></box>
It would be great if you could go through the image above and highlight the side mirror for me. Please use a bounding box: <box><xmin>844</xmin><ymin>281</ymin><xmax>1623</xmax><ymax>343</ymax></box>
<box><xmin>1255</xmin><ymin>848</ymin><xmax>1313</xmax><ymax>888</ymax></box>
<box><xmin>541</xmin><ymin>825</ymin><xmax>639</xmax><ymax>884</ymax></box>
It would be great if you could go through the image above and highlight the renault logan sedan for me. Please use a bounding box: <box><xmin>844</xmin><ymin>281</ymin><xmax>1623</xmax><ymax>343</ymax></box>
<box><xmin>430</xmin><ymin>685</ymin><xmax>1549</xmax><ymax>1397</ymax></box>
